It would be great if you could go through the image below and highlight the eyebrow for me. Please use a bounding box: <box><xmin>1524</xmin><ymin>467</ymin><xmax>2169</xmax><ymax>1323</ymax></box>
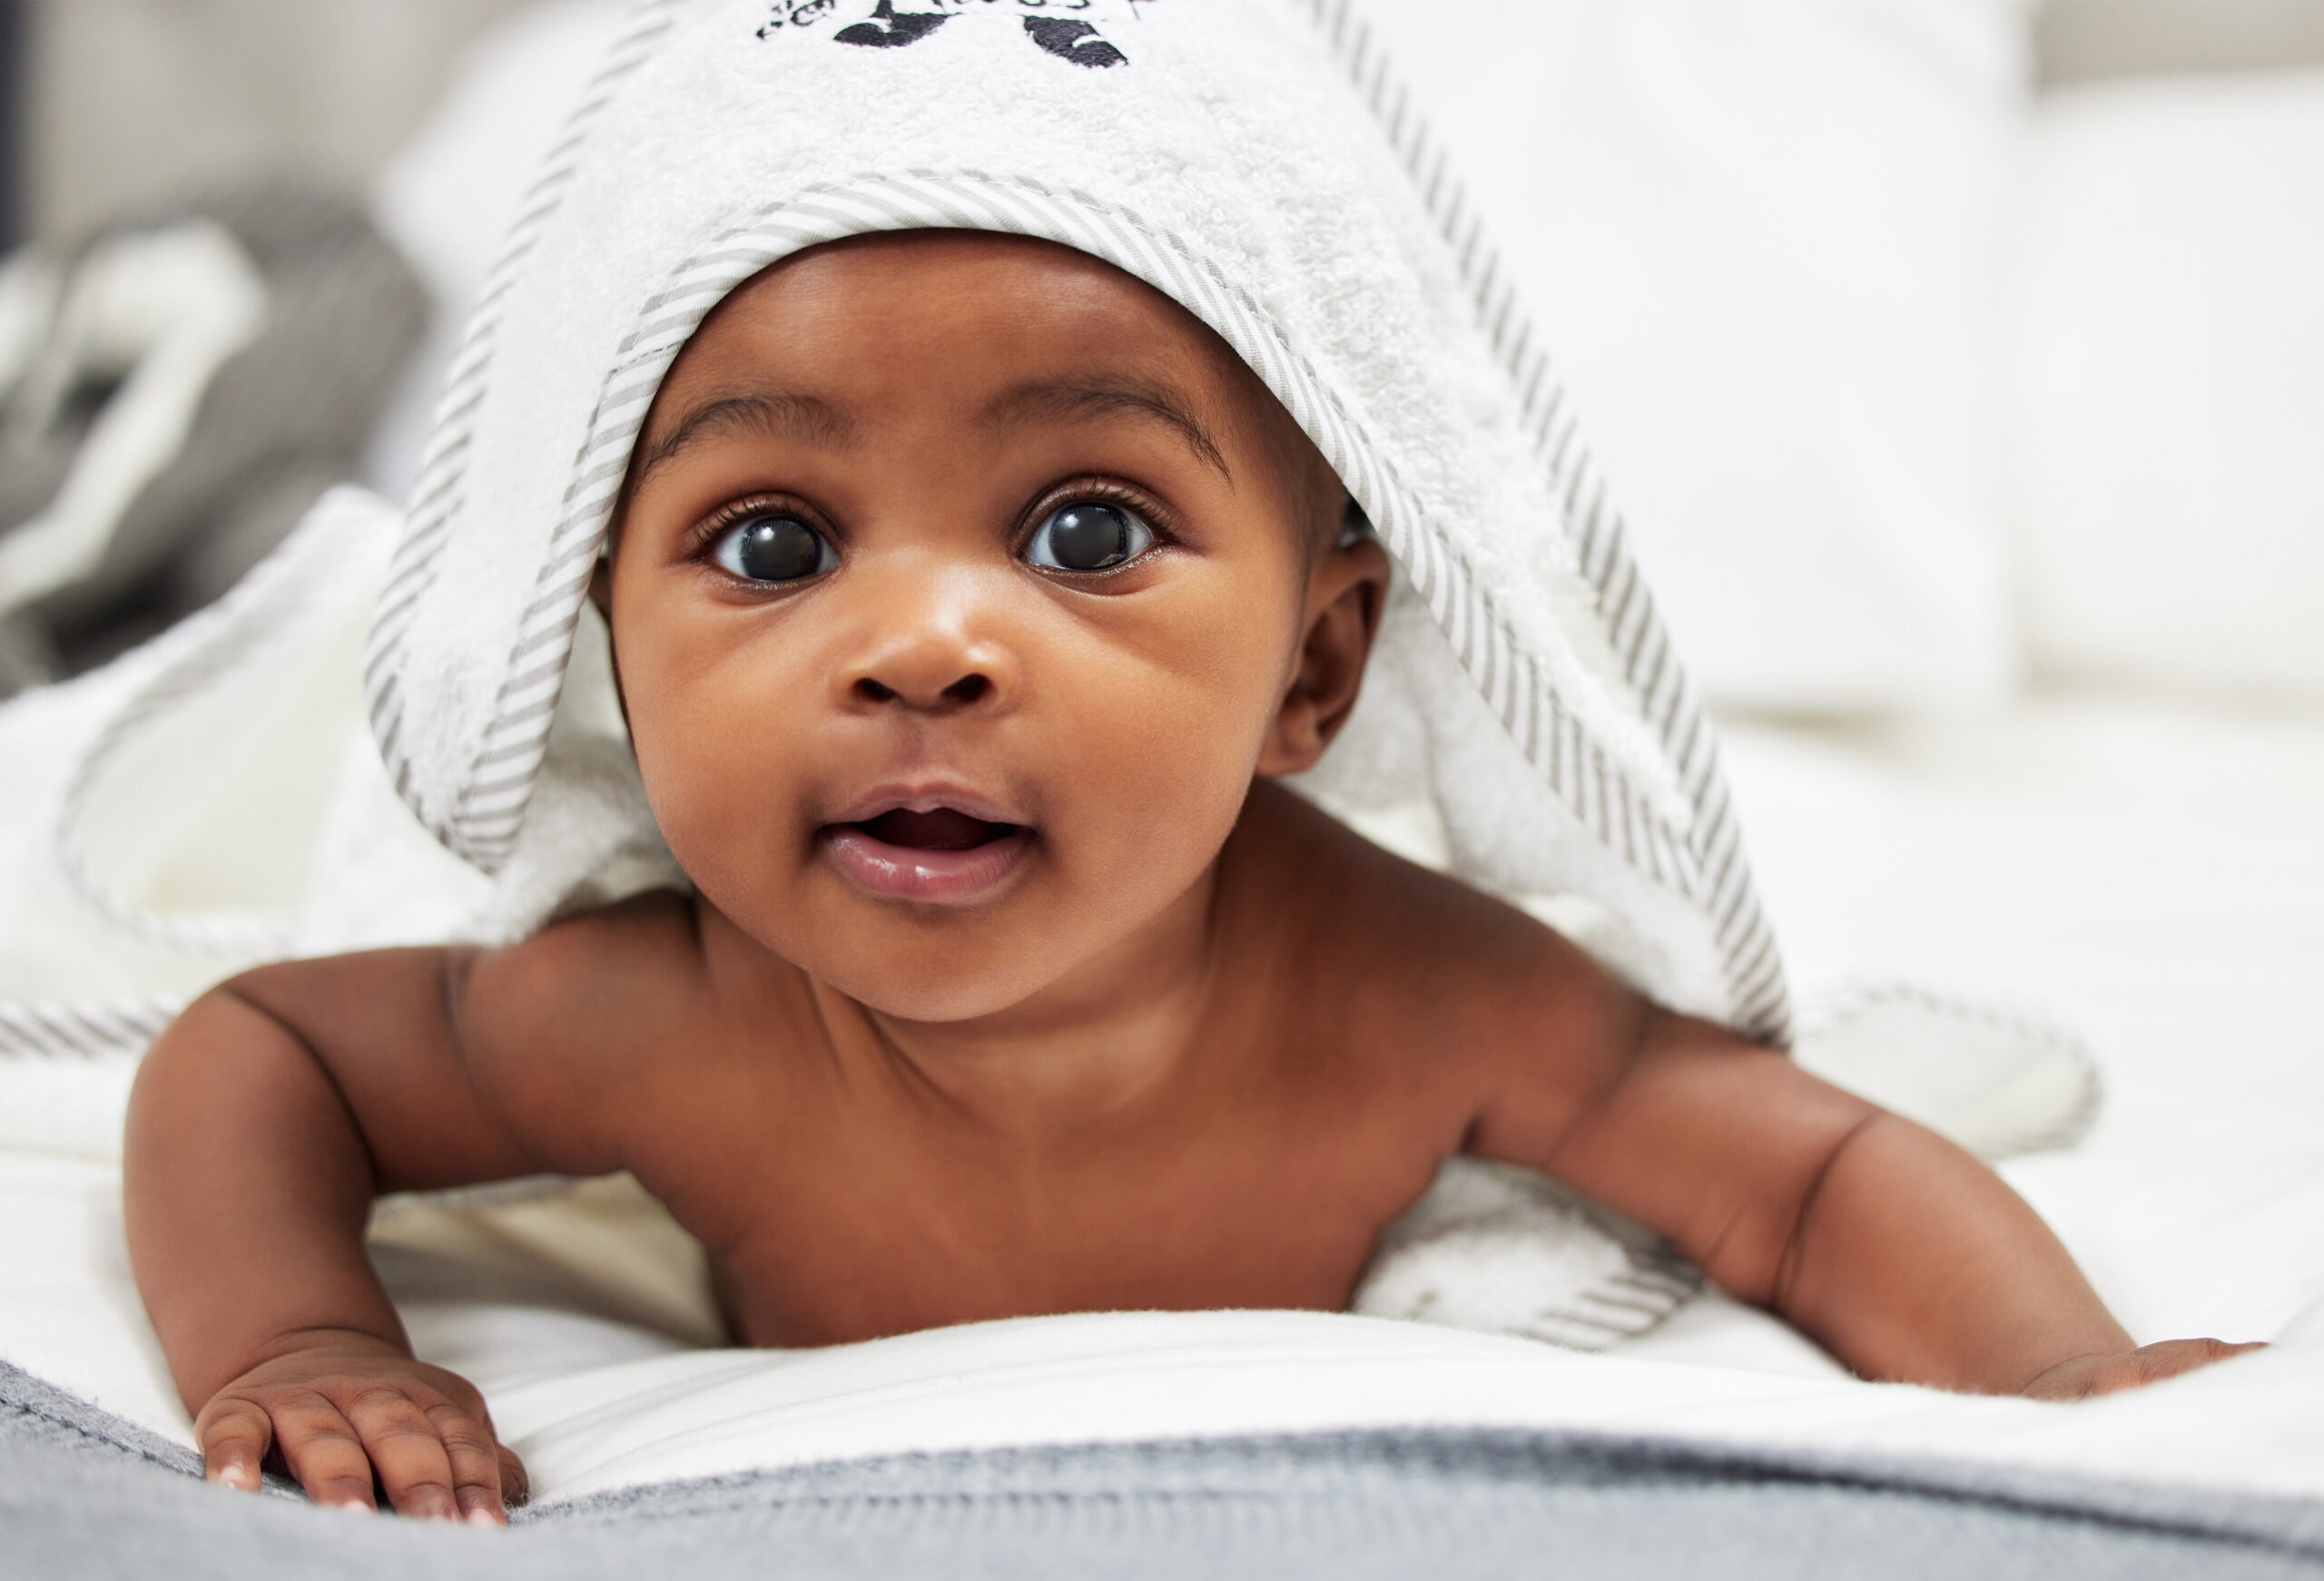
<box><xmin>631</xmin><ymin>391</ymin><xmax>860</xmax><ymax>486</ymax></box>
<box><xmin>980</xmin><ymin>378</ymin><xmax>1232</xmax><ymax>481</ymax></box>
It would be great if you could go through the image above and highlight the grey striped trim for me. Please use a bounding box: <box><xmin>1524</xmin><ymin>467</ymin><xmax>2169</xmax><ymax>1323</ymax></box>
<box><xmin>1301</xmin><ymin>0</ymin><xmax>1789</xmax><ymax>1043</ymax></box>
<box><xmin>1511</xmin><ymin>1259</ymin><xmax>1701</xmax><ymax>1350</ymax></box>
<box><xmin>423</xmin><ymin>172</ymin><xmax>1704</xmax><ymax>911</ymax></box>
<box><xmin>364</xmin><ymin>0</ymin><xmax>683</xmax><ymax>823</ymax></box>
<box><xmin>0</xmin><ymin>995</ymin><xmax>183</xmax><ymax>1059</ymax></box>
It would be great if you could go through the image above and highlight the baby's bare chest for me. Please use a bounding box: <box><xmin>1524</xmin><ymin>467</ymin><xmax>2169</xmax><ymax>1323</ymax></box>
<box><xmin>625</xmin><ymin>1046</ymin><xmax>1479</xmax><ymax>1348</ymax></box>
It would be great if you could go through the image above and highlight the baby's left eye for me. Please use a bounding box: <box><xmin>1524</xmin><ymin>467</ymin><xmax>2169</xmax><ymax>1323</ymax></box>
<box><xmin>1024</xmin><ymin>502</ymin><xmax>1154</xmax><ymax>573</ymax></box>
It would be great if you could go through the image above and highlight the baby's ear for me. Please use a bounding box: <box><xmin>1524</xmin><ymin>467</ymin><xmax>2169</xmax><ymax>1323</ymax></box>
<box><xmin>1257</xmin><ymin>534</ymin><xmax>1390</xmax><ymax>776</ymax></box>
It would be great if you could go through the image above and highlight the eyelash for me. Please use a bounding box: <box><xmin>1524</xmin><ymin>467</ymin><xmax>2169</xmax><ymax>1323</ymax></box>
<box><xmin>684</xmin><ymin>494</ymin><xmax>825</xmax><ymax>564</ymax></box>
<box><xmin>684</xmin><ymin>479</ymin><xmax>1181</xmax><ymax>574</ymax></box>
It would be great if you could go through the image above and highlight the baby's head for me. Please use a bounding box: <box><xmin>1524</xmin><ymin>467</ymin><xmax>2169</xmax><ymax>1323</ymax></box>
<box><xmin>601</xmin><ymin>231</ymin><xmax>1389</xmax><ymax>1021</ymax></box>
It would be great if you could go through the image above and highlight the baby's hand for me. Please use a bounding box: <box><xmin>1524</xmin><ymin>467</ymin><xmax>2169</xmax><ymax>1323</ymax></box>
<box><xmin>2022</xmin><ymin>1338</ymin><xmax>2265</xmax><ymax>1400</ymax></box>
<box><xmin>195</xmin><ymin>1332</ymin><xmax>527</xmax><ymax>1522</ymax></box>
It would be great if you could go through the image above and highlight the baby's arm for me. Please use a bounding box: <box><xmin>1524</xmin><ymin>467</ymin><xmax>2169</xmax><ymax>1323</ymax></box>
<box><xmin>125</xmin><ymin>938</ymin><xmax>624</xmax><ymax>1518</ymax></box>
<box><xmin>1474</xmin><ymin>980</ymin><xmax>2255</xmax><ymax>1395</ymax></box>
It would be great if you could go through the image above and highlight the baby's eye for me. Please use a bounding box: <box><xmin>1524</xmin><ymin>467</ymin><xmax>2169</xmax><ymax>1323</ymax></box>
<box><xmin>711</xmin><ymin>514</ymin><xmax>835</xmax><ymax>583</ymax></box>
<box><xmin>1024</xmin><ymin>502</ymin><xmax>1154</xmax><ymax>573</ymax></box>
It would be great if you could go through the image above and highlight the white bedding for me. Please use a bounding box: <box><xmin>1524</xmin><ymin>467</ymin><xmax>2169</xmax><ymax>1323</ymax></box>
<box><xmin>3</xmin><ymin>701</ymin><xmax>2320</xmax><ymax>1506</ymax></box>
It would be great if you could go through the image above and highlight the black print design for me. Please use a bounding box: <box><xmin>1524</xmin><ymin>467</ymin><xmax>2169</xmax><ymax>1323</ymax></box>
<box><xmin>833</xmin><ymin>0</ymin><xmax>951</xmax><ymax>48</ymax></box>
<box><xmin>1021</xmin><ymin>17</ymin><xmax>1128</xmax><ymax>68</ymax></box>
<box><xmin>758</xmin><ymin>0</ymin><xmax>1139</xmax><ymax>69</ymax></box>
<box><xmin>756</xmin><ymin>0</ymin><xmax>840</xmax><ymax>35</ymax></box>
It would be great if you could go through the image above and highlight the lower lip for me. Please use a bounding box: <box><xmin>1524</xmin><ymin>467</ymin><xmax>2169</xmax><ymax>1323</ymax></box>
<box><xmin>821</xmin><ymin>824</ymin><xmax>1035</xmax><ymax>905</ymax></box>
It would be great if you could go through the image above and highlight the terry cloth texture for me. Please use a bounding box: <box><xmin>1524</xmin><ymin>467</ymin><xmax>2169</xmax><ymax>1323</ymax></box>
<box><xmin>365</xmin><ymin>0</ymin><xmax>1788</xmax><ymax>1040</ymax></box>
<box><xmin>6</xmin><ymin>1359</ymin><xmax>2324</xmax><ymax>1580</ymax></box>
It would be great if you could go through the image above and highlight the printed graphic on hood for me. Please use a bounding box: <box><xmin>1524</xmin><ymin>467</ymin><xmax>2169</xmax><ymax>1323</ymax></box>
<box><xmin>756</xmin><ymin>0</ymin><xmax>1137</xmax><ymax>67</ymax></box>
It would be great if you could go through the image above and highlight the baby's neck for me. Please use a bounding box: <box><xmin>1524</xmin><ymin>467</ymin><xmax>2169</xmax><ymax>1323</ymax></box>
<box><xmin>814</xmin><ymin>862</ymin><xmax>1227</xmax><ymax>1137</ymax></box>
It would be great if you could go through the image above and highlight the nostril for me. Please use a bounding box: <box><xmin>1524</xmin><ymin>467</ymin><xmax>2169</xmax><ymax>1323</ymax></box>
<box><xmin>860</xmin><ymin>669</ymin><xmax>994</xmax><ymax>706</ymax></box>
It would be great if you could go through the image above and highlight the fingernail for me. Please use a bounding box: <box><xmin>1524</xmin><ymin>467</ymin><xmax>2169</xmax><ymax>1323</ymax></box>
<box><xmin>333</xmin><ymin>1499</ymin><xmax>373</xmax><ymax>1516</ymax></box>
<box><xmin>468</xmin><ymin>1508</ymin><xmax>503</xmax><ymax>1528</ymax></box>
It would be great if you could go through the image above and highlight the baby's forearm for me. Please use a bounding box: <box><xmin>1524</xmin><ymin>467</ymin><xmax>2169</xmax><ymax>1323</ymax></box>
<box><xmin>124</xmin><ymin>984</ymin><xmax>410</xmax><ymax>1413</ymax></box>
<box><xmin>1775</xmin><ymin>1113</ymin><xmax>2131</xmax><ymax>1392</ymax></box>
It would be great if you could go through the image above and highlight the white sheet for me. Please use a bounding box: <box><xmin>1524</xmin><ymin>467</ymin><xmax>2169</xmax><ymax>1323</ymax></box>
<box><xmin>3</xmin><ymin>700</ymin><xmax>2320</xmax><ymax>1505</ymax></box>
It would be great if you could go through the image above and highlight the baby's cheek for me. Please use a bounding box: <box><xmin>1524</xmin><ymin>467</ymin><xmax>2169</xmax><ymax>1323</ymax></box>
<box><xmin>624</xmin><ymin>668</ymin><xmax>808</xmax><ymax>900</ymax></box>
<box><xmin>1049</xmin><ymin>626</ymin><xmax>1281</xmax><ymax>878</ymax></box>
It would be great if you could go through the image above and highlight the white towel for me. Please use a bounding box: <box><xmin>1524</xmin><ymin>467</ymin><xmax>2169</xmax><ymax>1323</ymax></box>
<box><xmin>364</xmin><ymin>0</ymin><xmax>1788</xmax><ymax>1041</ymax></box>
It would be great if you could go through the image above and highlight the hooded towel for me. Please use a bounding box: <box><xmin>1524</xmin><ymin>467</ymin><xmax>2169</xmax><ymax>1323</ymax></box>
<box><xmin>365</xmin><ymin>0</ymin><xmax>1790</xmax><ymax>1043</ymax></box>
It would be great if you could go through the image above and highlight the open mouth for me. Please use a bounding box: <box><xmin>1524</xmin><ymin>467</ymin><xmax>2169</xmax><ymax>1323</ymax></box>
<box><xmin>822</xmin><ymin>802</ymin><xmax>1035</xmax><ymax>904</ymax></box>
<box><xmin>849</xmin><ymin>807</ymin><xmax>1023</xmax><ymax>852</ymax></box>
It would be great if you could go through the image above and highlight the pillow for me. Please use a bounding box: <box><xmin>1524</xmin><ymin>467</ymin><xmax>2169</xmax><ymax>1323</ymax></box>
<box><xmin>1348</xmin><ymin>0</ymin><xmax>2031</xmax><ymax>713</ymax></box>
<box><xmin>2006</xmin><ymin>67</ymin><xmax>2324</xmax><ymax>708</ymax></box>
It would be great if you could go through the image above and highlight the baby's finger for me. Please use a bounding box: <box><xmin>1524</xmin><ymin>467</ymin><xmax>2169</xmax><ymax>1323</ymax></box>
<box><xmin>344</xmin><ymin>1388</ymin><xmax>460</xmax><ymax>1521</ymax></box>
<box><xmin>2136</xmin><ymin>1338</ymin><xmax>2265</xmax><ymax>1387</ymax></box>
<box><xmin>269</xmin><ymin>1399</ymin><xmax>380</xmax><ymax>1512</ymax></box>
<box><xmin>497</xmin><ymin>1443</ymin><xmax>530</xmax><ymax>1510</ymax></box>
<box><xmin>427</xmin><ymin>1401</ymin><xmax>511</xmax><ymax>1526</ymax></box>
<box><xmin>195</xmin><ymin>1397</ymin><xmax>275</xmax><ymax>1493</ymax></box>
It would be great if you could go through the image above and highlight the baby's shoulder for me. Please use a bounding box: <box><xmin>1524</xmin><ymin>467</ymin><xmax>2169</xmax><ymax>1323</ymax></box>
<box><xmin>471</xmin><ymin>885</ymin><xmax>701</xmax><ymax>992</ymax></box>
<box><xmin>456</xmin><ymin>889</ymin><xmax>718</xmax><ymax>1079</ymax></box>
<box><xmin>1228</xmin><ymin>787</ymin><xmax>1643</xmax><ymax>1094</ymax></box>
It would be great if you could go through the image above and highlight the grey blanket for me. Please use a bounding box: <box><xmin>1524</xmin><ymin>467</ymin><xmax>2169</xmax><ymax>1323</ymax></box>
<box><xmin>5</xmin><ymin>1359</ymin><xmax>2319</xmax><ymax>1579</ymax></box>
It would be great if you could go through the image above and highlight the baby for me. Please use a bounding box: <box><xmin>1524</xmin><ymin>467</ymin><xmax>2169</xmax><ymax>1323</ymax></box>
<box><xmin>123</xmin><ymin>228</ymin><xmax>2252</xmax><ymax>1526</ymax></box>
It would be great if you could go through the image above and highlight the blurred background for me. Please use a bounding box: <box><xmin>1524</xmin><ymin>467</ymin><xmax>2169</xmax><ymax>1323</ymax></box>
<box><xmin>2</xmin><ymin>0</ymin><xmax>2321</xmax><ymax>782</ymax></box>
<box><xmin>12</xmin><ymin>2</ymin><xmax>2324</xmax><ymax>248</ymax></box>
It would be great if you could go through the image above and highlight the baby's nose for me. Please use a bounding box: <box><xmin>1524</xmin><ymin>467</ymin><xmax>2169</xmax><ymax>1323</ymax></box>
<box><xmin>836</xmin><ymin>578</ymin><xmax>1019</xmax><ymax>713</ymax></box>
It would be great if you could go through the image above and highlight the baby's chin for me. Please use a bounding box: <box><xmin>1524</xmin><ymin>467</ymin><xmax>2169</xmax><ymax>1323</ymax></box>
<box><xmin>779</xmin><ymin>923</ymin><xmax>1106</xmax><ymax>1026</ymax></box>
<box><xmin>686</xmin><ymin>864</ymin><xmax>1099</xmax><ymax>1024</ymax></box>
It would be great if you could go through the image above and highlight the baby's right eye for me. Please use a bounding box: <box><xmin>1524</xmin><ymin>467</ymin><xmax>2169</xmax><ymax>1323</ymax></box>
<box><xmin>711</xmin><ymin>514</ymin><xmax>835</xmax><ymax>583</ymax></box>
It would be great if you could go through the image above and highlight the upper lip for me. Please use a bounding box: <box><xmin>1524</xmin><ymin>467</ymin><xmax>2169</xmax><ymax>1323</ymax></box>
<box><xmin>822</xmin><ymin>782</ymin><xmax>1029</xmax><ymax>830</ymax></box>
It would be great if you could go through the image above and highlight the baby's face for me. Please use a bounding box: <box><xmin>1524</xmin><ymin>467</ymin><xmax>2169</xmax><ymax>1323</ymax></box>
<box><xmin>608</xmin><ymin>232</ymin><xmax>1373</xmax><ymax>1022</ymax></box>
